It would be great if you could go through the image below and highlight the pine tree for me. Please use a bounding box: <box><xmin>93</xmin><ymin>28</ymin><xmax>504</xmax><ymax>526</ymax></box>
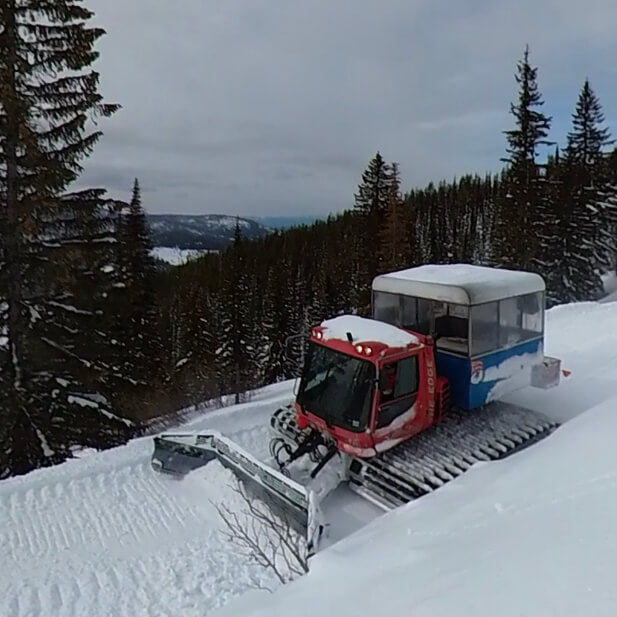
<box><xmin>378</xmin><ymin>162</ymin><xmax>412</xmax><ymax>271</ymax></box>
<box><xmin>217</xmin><ymin>218</ymin><xmax>253</xmax><ymax>403</ymax></box>
<box><xmin>0</xmin><ymin>0</ymin><xmax>131</xmax><ymax>477</ymax></box>
<box><xmin>495</xmin><ymin>46</ymin><xmax>552</xmax><ymax>272</ymax></box>
<box><xmin>352</xmin><ymin>152</ymin><xmax>393</xmax><ymax>311</ymax></box>
<box><xmin>105</xmin><ymin>179</ymin><xmax>165</xmax><ymax>417</ymax></box>
<box><xmin>551</xmin><ymin>80</ymin><xmax>617</xmax><ymax>302</ymax></box>
<box><xmin>116</xmin><ymin>180</ymin><xmax>159</xmax><ymax>376</ymax></box>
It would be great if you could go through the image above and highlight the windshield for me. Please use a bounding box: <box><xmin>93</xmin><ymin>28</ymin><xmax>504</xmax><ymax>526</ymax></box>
<box><xmin>296</xmin><ymin>342</ymin><xmax>375</xmax><ymax>433</ymax></box>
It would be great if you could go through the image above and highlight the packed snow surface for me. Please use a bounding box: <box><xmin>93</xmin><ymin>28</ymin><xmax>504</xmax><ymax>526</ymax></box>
<box><xmin>0</xmin><ymin>385</ymin><xmax>299</xmax><ymax>617</ymax></box>
<box><xmin>320</xmin><ymin>314</ymin><xmax>419</xmax><ymax>347</ymax></box>
<box><xmin>373</xmin><ymin>263</ymin><xmax>545</xmax><ymax>304</ymax></box>
<box><xmin>2</xmin><ymin>298</ymin><xmax>617</xmax><ymax>617</ymax></box>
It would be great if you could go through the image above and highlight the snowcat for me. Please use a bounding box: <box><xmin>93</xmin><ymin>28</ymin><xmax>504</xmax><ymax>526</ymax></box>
<box><xmin>151</xmin><ymin>264</ymin><xmax>563</xmax><ymax>552</ymax></box>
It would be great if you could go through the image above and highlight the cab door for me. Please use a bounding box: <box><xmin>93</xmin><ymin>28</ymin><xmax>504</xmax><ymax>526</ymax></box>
<box><xmin>373</xmin><ymin>354</ymin><xmax>420</xmax><ymax>440</ymax></box>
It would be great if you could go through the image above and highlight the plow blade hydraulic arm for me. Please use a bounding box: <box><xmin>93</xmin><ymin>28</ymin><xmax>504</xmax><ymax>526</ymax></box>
<box><xmin>151</xmin><ymin>431</ymin><xmax>323</xmax><ymax>553</ymax></box>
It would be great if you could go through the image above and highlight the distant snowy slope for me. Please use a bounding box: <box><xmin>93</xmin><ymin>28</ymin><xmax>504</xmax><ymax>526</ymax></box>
<box><xmin>147</xmin><ymin>214</ymin><xmax>272</xmax><ymax>251</ymax></box>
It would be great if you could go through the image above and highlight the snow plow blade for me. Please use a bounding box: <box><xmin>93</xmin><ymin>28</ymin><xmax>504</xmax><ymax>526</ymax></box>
<box><xmin>151</xmin><ymin>431</ymin><xmax>323</xmax><ymax>552</ymax></box>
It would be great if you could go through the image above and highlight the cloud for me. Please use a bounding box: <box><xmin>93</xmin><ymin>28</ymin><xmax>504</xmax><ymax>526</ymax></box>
<box><xmin>79</xmin><ymin>0</ymin><xmax>617</xmax><ymax>215</ymax></box>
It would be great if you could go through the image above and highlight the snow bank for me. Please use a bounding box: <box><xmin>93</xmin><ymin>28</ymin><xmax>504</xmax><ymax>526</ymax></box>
<box><xmin>502</xmin><ymin>301</ymin><xmax>617</xmax><ymax>422</ymax></box>
<box><xmin>320</xmin><ymin>315</ymin><xmax>419</xmax><ymax>347</ymax></box>
<box><xmin>213</xmin><ymin>393</ymin><xmax>617</xmax><ymax>617</ymax></box>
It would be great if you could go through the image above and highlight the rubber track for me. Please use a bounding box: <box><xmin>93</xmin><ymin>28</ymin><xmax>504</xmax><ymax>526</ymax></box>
<box><xmin>271</xmin><ymin>403</ymin><xmax>559</xmax><ymax>510</ymax></box>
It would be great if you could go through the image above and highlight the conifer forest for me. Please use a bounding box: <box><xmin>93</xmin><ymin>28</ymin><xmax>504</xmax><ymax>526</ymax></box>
<box><xmin>1</xmin><ymin>2</ymin><xmax>616</xmax><ymax>478</ymax></box>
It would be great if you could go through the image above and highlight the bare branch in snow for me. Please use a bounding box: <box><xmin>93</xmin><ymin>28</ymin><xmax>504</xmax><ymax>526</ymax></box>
<box><xmin>214</xmin><ymin>480</ymin><xmax>309</xmax><ymax>587</ymax></box>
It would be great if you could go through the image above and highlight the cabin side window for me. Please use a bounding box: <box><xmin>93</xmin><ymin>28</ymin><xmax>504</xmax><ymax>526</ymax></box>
<box><xmin>373</xmin><ymin>291</ymin><xmax>399</xmax><ymax>325</ymax></box>
<box><xmin>498</xmin><ymin>292</ymin><xmax>544</xmax><ymax>346</ymax></box>
<box><xmin>401</xmin><ymin>295</ymin><xmax>417</xmax><ymax>329</ymax></box>
<box><xmin>470</xmin><ymin>302</ymin><xmax>499</xmax><ymax>355</ymax></box>
<box><xmin>433</xmin><ymin>302</ymin><xmax>469</xmax><ymax>355</ymax></box>
<box><xmin>373</xmin><ymin>291</ymin><xmax>469</xmax><ymax>355</ymax></box>
<box><xmin>499</xmin><ymin>296</ymin><xmax>523</xmax><ymax>346</ymax></box>
<box><xmin>519</xmin><ymin>292</ymin><xmax>544</xmax><ymax>337</ymax></box>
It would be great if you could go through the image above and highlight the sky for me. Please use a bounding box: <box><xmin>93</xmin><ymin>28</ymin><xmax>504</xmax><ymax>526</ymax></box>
<box><xmin>79</xmin><ymin>0</ymin><xmax>617</xmax><ymax>217</ymax></box>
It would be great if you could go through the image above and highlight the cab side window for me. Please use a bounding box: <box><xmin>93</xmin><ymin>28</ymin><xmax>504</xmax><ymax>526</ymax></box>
<box><xmin>377</xmin><ymin>356</ymin><xmax>419</xmax><ymax>429</ymax></box>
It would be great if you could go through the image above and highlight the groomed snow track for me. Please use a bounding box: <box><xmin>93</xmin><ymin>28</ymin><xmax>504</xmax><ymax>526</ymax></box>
<box><xmin>271</xmin><ymin>403</ymin><xmax>559</xmax><ymax>510</ymax></box>
<box><xmin>0</xmin><ymin>407</ymin><xmax>284</xmax><ymax>617</ymax></box>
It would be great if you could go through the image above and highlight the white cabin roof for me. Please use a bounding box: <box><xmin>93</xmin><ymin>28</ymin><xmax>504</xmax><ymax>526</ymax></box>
<box><xmin>320</xmin><ymin>315</ymin><xmax>419</xmax><ymax>347</ymax></box>
<box><xmin>372</xmin><ymin>264</ymin><xmax>545</xmax><ymax>305</ymax></box>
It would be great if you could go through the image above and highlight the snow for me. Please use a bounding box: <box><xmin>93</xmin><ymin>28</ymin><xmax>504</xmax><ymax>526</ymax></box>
<box><xmin>601</xmin><ymin>270</ymin><xmax>617</xmax><ymax>303</ymax></box>
<box><xmin>373</xmin><ymin>263</ymin><xmax>545</xmax><ymax>305</ymax></box>
<box><xmin>320</xmin><ymin>314</ymin><xmax>419</xmax><ymax>347</ymax></box>
<box><xmin>484</xmin><ymin>348</ymin><xmax>544</xmax><ymax>402</ymax></box>
<box><xmin>0</xmin><ymin>383</ymin><xmax>299</xmax><ymax>617</ymax></box>
<box><xmin>151</xmin><ymin>246</ymin><xmax>210</xmax><ymax>265</ymax></box>
<box><xmin>47</xmin><ymin>300</ymin><xmax>91</xmax><ymax>315</ymax></box>
<box><xmin>67</xmin><ymin>394</ymin><xmax>99</xmax><ymax>408</ymax></box>
<box><xmin>4</xmin><ymin>300</ymin><xmax>617</xmax><ymax>616</ymax></box>
<box><xmin>67</xmin><ymin>394</ymin><xmax>134</xmax><ymax>426</ymax></box>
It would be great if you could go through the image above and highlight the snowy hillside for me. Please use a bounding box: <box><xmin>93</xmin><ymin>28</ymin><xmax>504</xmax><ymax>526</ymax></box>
<box><xmin>147</xmin><ymin>214</ymin><xmax>272</xmax><ymax>251</ymax></box>
<box><xmin>2</xmin><ymin>298</ymin><xmax>617</xmax><ymax>617</ymax></box>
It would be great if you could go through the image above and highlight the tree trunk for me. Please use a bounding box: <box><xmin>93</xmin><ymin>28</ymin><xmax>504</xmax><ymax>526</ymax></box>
<box><xmin>4</xmin><ymin>0</ymin><xmax>25</xmax><ymax>401</ymax></box>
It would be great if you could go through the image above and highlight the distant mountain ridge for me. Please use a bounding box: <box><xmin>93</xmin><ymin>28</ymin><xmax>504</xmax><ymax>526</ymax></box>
<box><xmin>146</xmin><ymin>214</ymin><xmax>273</xmax><ymax>250</ymax></box>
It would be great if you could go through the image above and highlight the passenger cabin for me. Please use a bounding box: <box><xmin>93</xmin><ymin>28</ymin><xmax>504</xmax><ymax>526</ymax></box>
<box><xmin>371</xmin><ymin>264</ymin><xmax>559</xmax><ymax>410</ymax></box>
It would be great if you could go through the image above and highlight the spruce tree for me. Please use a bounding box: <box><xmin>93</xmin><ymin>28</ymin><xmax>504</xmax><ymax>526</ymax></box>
<box><xmin>352</xmin><ymin>152</ymin><xmax>393</xmax><ymax>311</ymax></box>
<box><xmin>0</xmin><ymin>0</ymin><xmax>131</xmax><ymax>477</ymax></box>
<box><xmin>378</xmin><ymin>162</ymin><xmax>412</xmax><ymax>272</ymax></box>
<box><xmin>106</xmin><ymin>179</ymin><xmax>164</xmax><ymax>417</ymax></box>
<box><xmin>495</xmin><ymin>46</ymin><xmax>552</xmax><ymax>272</ymax></box>
<box><xmin>553</xmin><ymin>80</ymin><xmax>617</xmax><ymax>302</ymax></box>
<box><xmin>217</xmin><ymin>218</ymin><xmax>252</xmax><ymax>403</ymax></box>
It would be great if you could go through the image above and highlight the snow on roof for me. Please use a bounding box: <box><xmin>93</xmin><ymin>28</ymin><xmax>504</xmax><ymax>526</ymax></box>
<box><xmin>320</xmin><ymin>315</ymin><xmax>419</xmax><ymax>347</ymax></box>
<box><xmin>372</xmin><ymin>264</ymin><xmax>545</xmax><ymax>305</ymax></box>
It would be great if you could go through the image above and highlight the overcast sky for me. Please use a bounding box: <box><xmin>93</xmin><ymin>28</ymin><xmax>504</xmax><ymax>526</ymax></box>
<box><xmin>80</xmin><ymin>0</ymin><xmax>617</xmax><ymax>217</ymax></box>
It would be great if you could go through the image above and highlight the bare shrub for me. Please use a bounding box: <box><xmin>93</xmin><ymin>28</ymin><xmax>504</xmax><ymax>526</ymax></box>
<box><xmin>214</xmin><ymin>480</ymin><xmax>309</xmax><ymax>587</ymax></box>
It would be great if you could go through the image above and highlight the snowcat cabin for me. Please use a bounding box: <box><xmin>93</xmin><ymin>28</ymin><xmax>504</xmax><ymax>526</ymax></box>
<box><xmin>372</xmin><ymin>264</ymin><xmax>561</xmax><ymax>410</ymax></box>
<box><xmin>294</xmin><ymin>315</ymin><xmax>443</xmax><ymax>457</ymax></box>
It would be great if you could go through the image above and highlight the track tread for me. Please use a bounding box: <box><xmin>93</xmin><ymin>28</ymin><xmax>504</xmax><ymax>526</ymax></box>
<box><xmin>271</xmin><ymin>402</ymin><xmax>559</xmax><ymax>510</ymax></box>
